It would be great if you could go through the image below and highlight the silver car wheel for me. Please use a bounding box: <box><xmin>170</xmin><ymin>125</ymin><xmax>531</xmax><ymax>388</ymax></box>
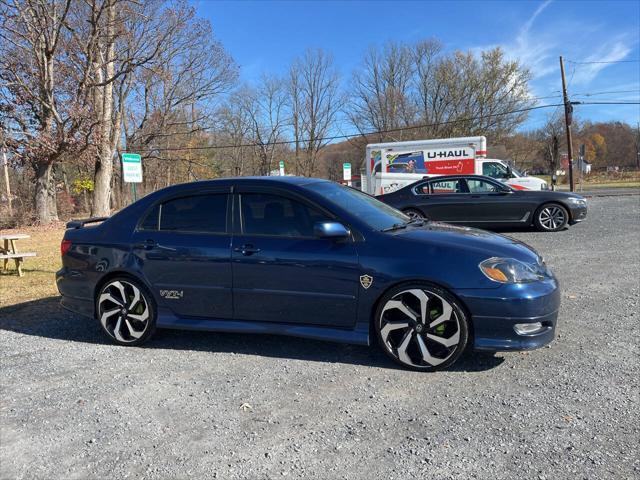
<box><xmin>98</xmin><ymin>280</ymin><xmax>150</xmax><ymax>343</ymax></box>
<box><xmin>539</xmin><ymin>206</ymin><xmax>566</xmax><ymax>230</ymax></box>
<box><xmin>378</xmin><ymin>288</ymin><xmax>461</xmax><ymax>368</ymax></box>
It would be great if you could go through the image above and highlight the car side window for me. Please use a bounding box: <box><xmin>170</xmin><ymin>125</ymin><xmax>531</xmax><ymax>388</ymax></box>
<box><xmin>241</xmin><ymin>193</ymin><xmax>330</xmax><ymax>237</ymax></box>
<box><xmin>429</xmin><ymin>179</ymin><xmax>465</xmax><ymax>194</ymax></box>
<box><xmin>144</xmin><ymin>194</ymin><xmax>228</xmax><ymax>233</ymax></box>
<box><xmin>140</xmin><ymin>204</ymin><xmax>160</xmax><ymax>230</ymax></box>
<box><xmin>466</xmin><ymin>179</ymin><xmax>502</xmax><ymax>193</ymax></box>
<box><xmin>414</xmin><ymin>182</ymin><xmax>430</xmax><ymax>194</ymax></box>
<box><xmin>482</xmin><ymin>162</ymin><xmax>508</xmax><ymax>179</ymax></box>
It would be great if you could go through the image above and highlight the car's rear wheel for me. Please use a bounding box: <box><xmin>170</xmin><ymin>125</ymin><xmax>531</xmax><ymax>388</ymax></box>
<box><xmin>96</xmin><ymin>277</ymin><xmax>156</xmax><ymax>346</ymax></box>
<box><xmin>534</xmin><ymin>203</ymin><xmax>568</xmax><ymax>232</ymax></box>
<box><xmin>374</xmin><ymin>283</ymin><xmax>469</xmax><ymax>371</ymax></box>
<box><xmin>403</xmin><ymin>208</ymin><xmax>427</xmax><ymax>221</ymax></box>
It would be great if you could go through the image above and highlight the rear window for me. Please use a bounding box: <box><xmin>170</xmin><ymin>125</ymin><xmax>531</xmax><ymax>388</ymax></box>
<box><xmin>140</xmin><ymin>194</ymin><xmax>228</xmax><ymax>233</ymax></box>
<box><xmin>429</xmin><ymin>179</ymin><xmax>465</xmax><ymax>194</ymax></box>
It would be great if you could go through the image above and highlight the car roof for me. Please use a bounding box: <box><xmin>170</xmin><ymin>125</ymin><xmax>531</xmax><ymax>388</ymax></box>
<box><xmin>153</xmin><ymin>176</ymin><xmax>330</xmax><ymax>193</ymax></box>
<box><xmin>422</xmin><ymin>174</ymin><xmax>499</xmax><ymax>182</ymax></box>
<box><xmin>193</xmin><ymin>176</ymin><xmax>326</xmax><ymax>186</ymax></box>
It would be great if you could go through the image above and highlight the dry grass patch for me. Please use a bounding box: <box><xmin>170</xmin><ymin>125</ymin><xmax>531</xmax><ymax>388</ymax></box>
<box><xmin>0</xmin><ymin>224</ymin><xmax>65</xmax><ymax>308</ymax></box>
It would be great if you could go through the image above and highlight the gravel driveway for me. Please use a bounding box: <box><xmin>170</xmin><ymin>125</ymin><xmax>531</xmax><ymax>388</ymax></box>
<box><xmin>1</xmin><ymin>195</ymin><xmax>639</xmax><ymax>480</ymax></box>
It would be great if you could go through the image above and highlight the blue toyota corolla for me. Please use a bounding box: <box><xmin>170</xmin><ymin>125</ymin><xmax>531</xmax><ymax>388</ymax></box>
<box><xmin>56</xmin><ymin>177</ymin><xmax>560</xmax><ymax>371</ymax></box>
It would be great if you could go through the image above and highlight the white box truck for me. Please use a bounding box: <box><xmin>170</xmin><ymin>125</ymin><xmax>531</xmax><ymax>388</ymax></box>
<box><xmin>362</xmin><ymin>136</ymin><xmax>548</xmax><ymax>195</ymax></box>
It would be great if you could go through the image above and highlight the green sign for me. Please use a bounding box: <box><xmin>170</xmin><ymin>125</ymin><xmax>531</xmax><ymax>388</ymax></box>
<box><xmin>122</xmin><ymin>153</ymin><xmax>142</xmax><ymax>183</ymax></box>
<box><xmin>279</xmin><ymin>160</ymin><xmax>285</xmax><ymax>176</ymax></box>
<box><xmin>343</xmin><ymin>162</ymin><xmax>352</xmax><ymax>181</ymax></box>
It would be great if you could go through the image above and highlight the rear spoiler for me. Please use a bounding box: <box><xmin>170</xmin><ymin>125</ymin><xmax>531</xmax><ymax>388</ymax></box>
<box><xmin>66</xmin><ymin>217</ymin><xmax>109</xmax><ymax>229</ymax></box>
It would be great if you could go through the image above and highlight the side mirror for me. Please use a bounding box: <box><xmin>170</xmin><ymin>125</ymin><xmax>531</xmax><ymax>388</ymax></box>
<box><xmin>506</xmin><ymin>165</ymin><xmax>513</xmax><ymax>178</ymax></box>
<box><xmin>314</xmin><ymin>221</ymin><xmax>350</xmax><ymax>239</ymax></box>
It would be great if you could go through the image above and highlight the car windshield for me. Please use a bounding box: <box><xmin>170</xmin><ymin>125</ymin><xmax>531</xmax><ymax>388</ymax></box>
<box><xmin>307</xmin><ymin>182</ymin><xmax>409</xmax><ymax>231</ymax></box>
<box><xmin>511</xmin><ymin>166</ymin><xmax>524</xmax><ymax>177</ymax></box>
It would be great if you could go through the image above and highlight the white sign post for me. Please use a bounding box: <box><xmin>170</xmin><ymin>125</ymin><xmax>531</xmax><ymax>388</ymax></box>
<box><xmin>122</xmin><ymin>153</ymin><xmax>142</xmax><ymax>201</ymax></box>
<box><xmin>279</xmin><ymin>160</ymin><xmax>285</xmax><ymax>176</ymax></box>
<box><xmin>343</xmin><ymin>162</ymin><xmax>352</xmax><ymax>186</ymax></box>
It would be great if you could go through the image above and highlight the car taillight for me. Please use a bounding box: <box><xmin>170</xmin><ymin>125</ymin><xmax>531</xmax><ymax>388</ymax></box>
<box><xmin>61</xmin><ymin>240</ymin><xmax>72</xmax><ymax>256</ymax></box>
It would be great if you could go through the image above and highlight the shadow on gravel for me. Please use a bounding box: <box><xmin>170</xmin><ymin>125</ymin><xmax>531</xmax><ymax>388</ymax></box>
<box><xmin>487</xmin><ymin>225</ymin><xmax>570</xmax><ymax>234</ymax></box>
<box><xmin>0</xmin><ymin>297</ymin><xmax>504</xmax><ymax>373</ymax></box>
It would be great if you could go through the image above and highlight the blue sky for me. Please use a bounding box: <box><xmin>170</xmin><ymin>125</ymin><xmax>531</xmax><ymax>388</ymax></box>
<box><xmin>195</xmin><ymin>0</ymin><xmax>640</xmax><ymax>131</ymax></box>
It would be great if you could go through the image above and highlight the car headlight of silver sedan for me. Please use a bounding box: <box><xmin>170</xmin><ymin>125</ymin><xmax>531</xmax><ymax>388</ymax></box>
<box><xmin>479</xmin><ymin>257</ymin><xmax>546</xmax><ymax>284</ymax></box>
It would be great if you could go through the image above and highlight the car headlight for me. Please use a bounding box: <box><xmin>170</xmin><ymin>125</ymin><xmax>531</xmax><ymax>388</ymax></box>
<box><xmin>479</xmin><ymin>257</ymin><xmax>545</xmax><ymax>284</ymax></box>
<box><xmin>566</xmin><ymin>197</ymin><xmax>587</xmax><ymax>206</ymax></box>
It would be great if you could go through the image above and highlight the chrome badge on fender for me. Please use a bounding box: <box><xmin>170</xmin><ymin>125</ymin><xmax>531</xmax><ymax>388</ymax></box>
<box><xmin>160</xmin><ymin>290</ymin><xmax>184</xmax><ymax>300</ymax></box>
<box><xmin>360</xmin><ymin>275</ymin><xmax>373</xmax><ymax>289</ymax></box>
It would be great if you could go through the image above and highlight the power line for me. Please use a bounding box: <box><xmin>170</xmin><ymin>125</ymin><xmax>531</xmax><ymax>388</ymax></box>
<box><xmin>127</xmin><ymin>101</ymin><xmax>638</xmax><ymax>155</ymax></box>
<box><xmin>130</xmin><ymin>89</ymin><xmax>633</xmax><ymax>142</ymax></box>
<box><xmin>130</xmin><ymin>103</ymin><xmax>566</xmax><ymax>153</ymax></box>
<box><xmin>572</xmin><ymin>100</ymin><xmax>640</xmax><ymax>105</ymax></box>
<box><xmin>566</xmin><ymin>59</ymin><xmax>640</xmax><ymax>64</ymax></box>
<box><xmin>572</xmin><ymin>89</ymin><xmax>640</xmax><ymax>97</ymax></box>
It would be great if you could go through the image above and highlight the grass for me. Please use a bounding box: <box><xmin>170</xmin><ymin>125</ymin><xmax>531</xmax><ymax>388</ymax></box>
<box><xmin>536</xmin><ymin>171</ymin><xmax>640</xmax><ymax>190</ymax></box>
<box><xmin>0</xmin><ymin>225</ymin><xmax>65</xmax><ymax>308</ymax></box>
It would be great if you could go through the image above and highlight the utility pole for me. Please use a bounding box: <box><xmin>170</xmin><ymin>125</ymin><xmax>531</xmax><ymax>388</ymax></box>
<box><xmin>559</xmin><ymin>56</ymin><xmax>575</xmax><ymax>192</ymax></box>
<box><xmin>1</xmin><ymin>127</ymin><xmax>12</xmax><ymax>215</ymax></box>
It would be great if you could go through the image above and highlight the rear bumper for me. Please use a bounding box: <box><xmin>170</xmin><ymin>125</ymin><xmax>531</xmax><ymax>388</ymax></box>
<box><xmin>455</xmin><ymin>279</ymin><xmax>560</xmax><ymax>352</ymax></box>
<box><xmin>56</xmin><ymin>267</ymin><xmax>94</xmax><ymax>318</ymax></box>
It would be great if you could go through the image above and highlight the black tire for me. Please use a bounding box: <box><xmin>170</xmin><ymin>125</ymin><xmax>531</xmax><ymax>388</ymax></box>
<box><xmin>95</xmin><ymin>276</ymin><xmax>156</xmax><ymax>346</ymax></box>
<box><xmin>403</xmin><ymin>208</ymin><xmax>427</xmax><ymax>221</ymax></box>
<box><xmin>374</xmin><ymin>282</ymin><xmax>469</xmax><ymax>371</ymax></box>
<box><xmin>534</xmin><ymin>202</ymin><xmax>569</xmax><ymax>232</ymax></box>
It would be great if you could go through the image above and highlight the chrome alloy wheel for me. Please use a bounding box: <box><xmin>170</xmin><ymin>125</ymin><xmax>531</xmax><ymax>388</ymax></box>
<box><xmin>404</xmin><ymin>210</ymin><xmax>423</xmax><ymax>220</ymax></box>
<box><xmin>538</xmin><ymin>205</ymin><xmax>566</xmax><ymax>231</ymax></box>
<box><xmin>378</xmin><ymin>288</ymin><xmax>461</xmax><ymax>368</ymax></box>
<box><xmin>98</xmin><ymin>280</ymin><xmax>150</xmax><ymax>343</ymax></box>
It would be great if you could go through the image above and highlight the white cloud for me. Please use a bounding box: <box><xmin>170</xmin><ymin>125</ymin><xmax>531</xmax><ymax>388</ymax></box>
<box><xmin>502</xmin><ymin>0</ymin><xmax>557</xmax><ymax>79</ymax></box>
<box><xmin>570</xmin><ymin>39</ymin><xmax>635</xmax><ymax>85</ymax></box>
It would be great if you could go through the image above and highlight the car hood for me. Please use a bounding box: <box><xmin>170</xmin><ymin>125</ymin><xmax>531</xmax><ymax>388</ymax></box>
<box><xmin>388</xmin><ymin>222</ymin><xmax>541</xmax><ymax>264</ymax></box>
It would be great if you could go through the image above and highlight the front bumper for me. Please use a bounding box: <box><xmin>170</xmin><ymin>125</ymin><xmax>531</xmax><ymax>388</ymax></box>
<box><xmin>568</xmin><ymin>203</ymin><xmax>588</xmax><ymax>224</ymax></box>
<box><xmin>455</xmin><ymin>278</ymin><xmax>560</xmax><ymax>351</ymax></box>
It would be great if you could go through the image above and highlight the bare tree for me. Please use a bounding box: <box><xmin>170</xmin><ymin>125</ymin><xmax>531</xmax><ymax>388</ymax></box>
<box><xmin>534</xmin><ymin>113</ymin><xmax>565</xmax><ymax>173</ymax></box>
<box><xmin>216</xmin><ymin>99</ymin><xmax>251</xmax><ymax>176</ymax></box>
<box><xmin>288</xmin><ymin>49</ymin><xmax>341</xmax><ymax>177</ymax></box>
<box><xmin>240</xmin><ymin>77</ymin><xmax>287</xmax><ymax>176</ymax></box>
<box><xmin>120</xmin><ymin>3</ymin><xmax>237</xmax><ymax>195</ymax></box>
<box><xmin>0</xmin><ymin>0</ymin><xmax>78</xmax><ymax>223</ymax></box>
<box><xmin>347</xmin><ymin>42</ymin><xmax>415</xmax><ymax>142</ymax></box>
<box><xmin>346</xmin><ymin>41</ymin><xmax>532</xmax><ymax>144</ymax></box>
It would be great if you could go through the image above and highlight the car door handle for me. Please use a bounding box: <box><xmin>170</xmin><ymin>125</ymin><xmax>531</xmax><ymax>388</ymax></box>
<box><xmin>234</xmin><ymin>244</ymin><xmax>261</xmax><ymax>256</ymax></box>
<box><xmin>133</xmin><ymin>239</ymin><xmax>176</xmax><ymax>251</ymax></box>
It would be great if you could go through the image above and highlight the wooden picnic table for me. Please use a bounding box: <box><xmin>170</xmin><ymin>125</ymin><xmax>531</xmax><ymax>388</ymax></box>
<box><xmin>0</xmin><ymin>233</ymin><xmax>36</xmax><ymax>277</ymax></box>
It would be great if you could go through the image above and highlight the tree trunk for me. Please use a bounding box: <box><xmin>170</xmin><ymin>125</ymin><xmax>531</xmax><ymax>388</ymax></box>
<box><xmin>34</xmin><ymin>162</ymin><xmax>57</xmax><ymax>224</ymax></box>
<box><xmin>91</xmin><ymin>1</ymin><xmax>116</xmax><ymax>217</ymax></box>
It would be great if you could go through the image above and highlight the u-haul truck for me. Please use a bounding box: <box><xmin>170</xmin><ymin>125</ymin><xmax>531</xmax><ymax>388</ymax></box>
<box><xmin>362</xmin><ymin>136</ymin><xmax>548</xmax><ymax>195</ymax></box>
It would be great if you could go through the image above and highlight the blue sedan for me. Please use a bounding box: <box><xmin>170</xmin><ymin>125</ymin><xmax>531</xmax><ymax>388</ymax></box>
<box><xmin>56</xmin><ymin>177</ymin><xmax>560</xmax><ymax>371</ymax></box>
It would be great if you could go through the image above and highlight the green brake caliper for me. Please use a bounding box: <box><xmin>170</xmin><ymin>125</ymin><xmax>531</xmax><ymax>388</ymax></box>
<box><xmin>430</xmin><ymin>308</ymin><xmax>446</xmax><ymax>335</ymax></box>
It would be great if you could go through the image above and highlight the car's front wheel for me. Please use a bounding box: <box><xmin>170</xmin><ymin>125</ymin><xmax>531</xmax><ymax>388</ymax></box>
<box><xmin>374</xmin><ymin>283</ymin><xmax>469</xmax><ymax>371</ymax></box>
<box><xmin>96</xmin><ymin>277</ymin><xmax>156</xmax><ymax>346</ymax></box>
<box><xmin>534</xmin><ymin>203</ymin><xmax>568</xmax><ymax>232</ymax></box>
